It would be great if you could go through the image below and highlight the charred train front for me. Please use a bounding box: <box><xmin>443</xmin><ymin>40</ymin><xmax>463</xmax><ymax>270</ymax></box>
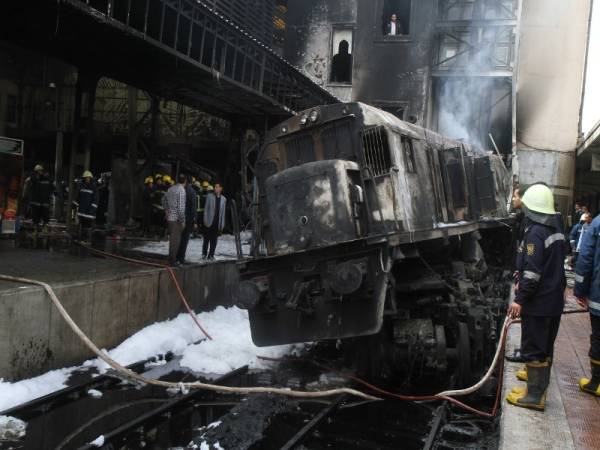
<box><xmin>238</xmin><ymin>103</ymin><xmax>512</xmax><ymax>379</ymax></box>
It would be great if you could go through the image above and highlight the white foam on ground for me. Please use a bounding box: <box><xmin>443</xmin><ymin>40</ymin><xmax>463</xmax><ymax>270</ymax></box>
<box><xmin>89</xmin><ymin>435</ymin><xmax>105</xmax><ymax>447</ymax></box>
<box><xmin>0</xmin><ymin>306</ymin><xmax>296</xmax><ymax>412</ymax></box>
<box><xmin>133</xmin><ymin>232</ymin><xmax>251</xmax><ymax>263</ymax></box>
<box><xmin>0</xmin><ymin>415</ymin><xmax>27</xmax><ymax>440</ymax></box>
<box><xmin>0</xmin><ymin>369</ymin><xmax>72</xmax><ymax>412</ymax></box>
<box><xmin>180</xmin><ymin>307</ymin><xmax>298</xmax><ymax>374</ymax></box>
<box><xmin>87</xmin><ymin>389</ymin><xmax>103</xmax><ymax>398</ymax></box>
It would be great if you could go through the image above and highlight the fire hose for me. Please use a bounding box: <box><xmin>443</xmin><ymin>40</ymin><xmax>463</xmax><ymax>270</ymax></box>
<box><xmin>75</xmin><ymin>242</ymin><xmax>213</xmax><ymax>341</ymax></box>
<box><xmin>0</xmin><ymin>268</ymin><xmax>512</xmax><ymax>416</ymax></box>
<box><xmin>0</xmin><ymin>274</ymin><xmax>378</xmax><ymax>401</ymax></box>
<box><xmin>1</xmin><ymin>259</ymin><xmax>588</xmax><ymax>416</ymax></box>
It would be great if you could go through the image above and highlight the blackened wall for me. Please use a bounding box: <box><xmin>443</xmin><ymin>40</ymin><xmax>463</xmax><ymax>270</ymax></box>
<box><xmin>284</xmin><ymin>0</ymin><xmax>435</xmax><ymax>123</ymax></box>
<box><xmin>353</xmin><ymin>0</ymin><xmax>435</xmax><ymax>123</ymax></box>
<box><xmin>284</xmin><ymin>0</ymin><xmax>357</xmax><ymax>102</ymax></box>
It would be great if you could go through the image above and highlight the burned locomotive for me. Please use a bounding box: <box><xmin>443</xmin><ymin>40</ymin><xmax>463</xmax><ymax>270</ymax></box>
<box><xmin>238</xmin><ymin>102</ymin><xmax>513</xmax><ymax>380</ymax></box>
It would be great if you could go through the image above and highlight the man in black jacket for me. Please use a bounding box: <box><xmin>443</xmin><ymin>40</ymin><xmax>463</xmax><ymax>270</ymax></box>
<box><xmin>28</xmin><ymin>164</ymin><xmax>55</xmax><ymax>227</ymax></box>
<box><xmin>176</xmin><ymin>175</ymin><xmax>197</xmax><ymax>265</ymax></box>
<box><xmin>74</xmin><ymin>170</ymin><xmax>99</xmax><ymax>240</ymax></box>
<box><xmin>506</xmin><ymin>184</ymin><xmax>566</xmax><ymax>411</ymax></box>
<box><xmin>385</xmin><ymin>13</ymin><xmax>404</xmax><ymax>35</ymax></box>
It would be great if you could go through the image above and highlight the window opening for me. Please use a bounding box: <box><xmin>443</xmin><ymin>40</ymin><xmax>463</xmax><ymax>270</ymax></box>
<box><xmin>362</xmin><ymin>126</ymin><xmax>391</xmax><ymax>177</ymax></box>
<box><xmin>380</xmin><ymin>105</ymin><xmax>405</xmax><ymax>121</ymax></box>
<box><xmin>330</xmin><ymin>28</ymin><xmax>353</xmax><ymax>83</ymax></box>
<box><xmin>382</xmin><ymin>0</ymin><xmax>411</xmax><ymax>36</ymax></box>
<box><xmin>445</xmin><ymin>149</ymin><xmax>467</xmax><ymax>207</ymax></box>
<box><xmin>402</xmin><ymin>137</ymin><xmax>416</xmax><ymax>173</ymax></box>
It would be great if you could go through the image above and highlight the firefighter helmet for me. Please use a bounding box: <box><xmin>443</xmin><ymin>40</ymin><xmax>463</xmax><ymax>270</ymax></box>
<box><xmin>522</xmin><ymin>184</ymin><xmax>555</xmax><ymax>215</ymax></box>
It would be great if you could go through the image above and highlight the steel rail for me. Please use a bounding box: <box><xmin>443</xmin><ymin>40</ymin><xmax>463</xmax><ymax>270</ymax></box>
<box><xmin>78</xmin><ymin>365</ymin><xmax>249</xmax><ymax>449</ymax></box>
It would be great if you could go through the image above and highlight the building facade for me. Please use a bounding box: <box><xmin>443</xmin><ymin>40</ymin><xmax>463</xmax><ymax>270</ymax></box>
<box><xmin>284</xmin><ymin>0</ymin><xmax>593</xmax><ymax>215</ymax></box>
<box><xmin>284</xmin><ymin>0</ymin><xmax>519</xmax><ymax>158</ymax></box>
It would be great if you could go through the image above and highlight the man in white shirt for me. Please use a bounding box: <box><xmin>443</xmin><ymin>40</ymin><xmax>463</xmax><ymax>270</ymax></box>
<box><xmin>386</xmin><ymin>14</ymin><xmax>403</xmax><ymax>35</ymax></box>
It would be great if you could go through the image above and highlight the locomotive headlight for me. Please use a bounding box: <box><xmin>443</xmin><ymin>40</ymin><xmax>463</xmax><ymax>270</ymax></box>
<box><xmin>309</xmin><ymin>109</ymin><xmax>320</xmax><ymax>123</ymax></box>
<box><xmin>300</xmin><ymin>114</ymin><xmax>308</xmax><ymax>126</ymax></box>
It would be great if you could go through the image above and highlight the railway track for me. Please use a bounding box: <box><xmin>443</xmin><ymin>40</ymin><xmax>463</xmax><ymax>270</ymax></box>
<box><xmin>1</xmin><ymin>352</ymin><xmax>499</xmax><ymax>450</ymax></box>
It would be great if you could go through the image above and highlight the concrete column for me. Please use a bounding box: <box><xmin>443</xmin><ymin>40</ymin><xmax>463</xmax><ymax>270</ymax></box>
<box><xmin>53</xmin><ymin>130</ymin><xmax>64</xmax><ymax>220</ymax></box>
<box><xmin>127</xmin><ymin>85</ymin><xmax>139</xmax><ymax>224</ymax></box>
<box><xmin>66</xmin><ymin>76</ymin><xmax>83</xmax><ymax>226</ymax></box>
<box><xmin>83</xmin><ymin>82</ymin><xmax>97</xmax><ymax>172</ymax></box>
<box><xmin>515</xmin><ymin>0</ymin><xmax>592</xmax><ymax>215</ymax></box>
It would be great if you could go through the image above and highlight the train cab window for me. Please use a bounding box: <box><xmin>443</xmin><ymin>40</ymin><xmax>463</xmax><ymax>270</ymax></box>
<box><xmin>402</xmin><ymin>137</ymin><xmax>416</xmax><ymax>173</ymax></box>
<box><xmin>361</xmin><ymin>126</ymin><xmax>391</xmax><ymax>177</ymax></box>
<box><xmin>444</xmin><ymin>149</ymin><xmax>467</xmax><ymax>207</ymax></box>
<box><xmin>382</xmin><ymin>0</ymin><xmax>411</xmax><ymax>36</ymax></box>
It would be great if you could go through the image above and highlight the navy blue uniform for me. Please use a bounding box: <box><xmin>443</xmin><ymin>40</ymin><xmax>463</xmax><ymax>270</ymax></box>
<box><xmin>515</xmin><ymin>221</ymin><xmax>566</xmax><ymax>316</ymax></box>
<box><xmin>574</xmin><ymin>215</ymin><xmax>600</xmax><ymax>360</ymax></box>
<box><xmin>515</xmin><ymin>220</ymin><xmax>566</xmax><ymax>361</ymax></box>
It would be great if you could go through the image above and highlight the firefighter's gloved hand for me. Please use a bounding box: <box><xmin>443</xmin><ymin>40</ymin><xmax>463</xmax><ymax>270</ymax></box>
<box><xmin>576</xmin><ymin>296</ymin><xmax>588</xmax><ymax>309</ymax></box>
<box><xmin>508</xmin><ymin>302</ymin><xmax>522</xmax><ymax>318</ymax></box>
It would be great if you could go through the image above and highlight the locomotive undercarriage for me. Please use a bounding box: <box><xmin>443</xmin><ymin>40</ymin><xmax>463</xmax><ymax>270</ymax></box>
<box><xmin>239</xmin><ymin>228</ymin><xmax>513</xmax><ymax>384</ymax></box>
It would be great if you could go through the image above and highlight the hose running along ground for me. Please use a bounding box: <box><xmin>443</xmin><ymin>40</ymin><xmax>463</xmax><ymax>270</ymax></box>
<box><xmin>76</xmin><ymin>242</ymin><xmax>213</xmax><ymax>341</ymax></box>
<box><xmin>4</xmin><ymin>268</ymin><xmax>588</xmax><ymax>415</ymax></box>
<box><xmin>0</xmin><ymin>274</ymin><xmax>378</xmax><ymax>401</ymax></box>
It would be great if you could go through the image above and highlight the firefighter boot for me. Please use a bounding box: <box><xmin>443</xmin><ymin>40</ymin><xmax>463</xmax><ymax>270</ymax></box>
<box><xmin>512</xmin><ymin>357</ymin><xmax>552</xmax><ymax>394</ymax></box>
<box><xmin>579</xmin><ymin>358</ymin><xmax>600</xmax><ymax>397</ymax></box>
<box><xmin>506</xmin><ymin>360</ymin><xmax>550</xmax><ymax>411</ymax></box>
<box><xmin>516</xmin><ymin>365</ymin><xmax>527</xmax><ymax>382</ymax></box>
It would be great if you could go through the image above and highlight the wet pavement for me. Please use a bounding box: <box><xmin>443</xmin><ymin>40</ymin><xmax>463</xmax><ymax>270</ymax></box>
<box><xmin>0</xmin><ymin>241</ymin><xmax>153</xmax><ymax>291</ymax></box>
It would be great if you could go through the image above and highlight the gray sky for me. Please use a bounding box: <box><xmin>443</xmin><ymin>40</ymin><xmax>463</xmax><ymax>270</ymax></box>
<box><xmin>582</xmin><ymin>0</ymin><xmax>600</xmax><ymax>134</ymax></box>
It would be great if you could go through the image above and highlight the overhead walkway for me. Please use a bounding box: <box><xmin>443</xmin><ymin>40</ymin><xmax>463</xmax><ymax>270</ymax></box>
<box><xmin>0</xmin><ymin>0</ymin><xmax>338</xmax><ymax>120</ymax></box>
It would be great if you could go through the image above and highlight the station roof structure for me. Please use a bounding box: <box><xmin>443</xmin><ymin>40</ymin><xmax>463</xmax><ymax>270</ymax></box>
<box><xmin>0</xmin><ymin>0</ymin><xmax>339</xmax><ymax>122</ymax></box>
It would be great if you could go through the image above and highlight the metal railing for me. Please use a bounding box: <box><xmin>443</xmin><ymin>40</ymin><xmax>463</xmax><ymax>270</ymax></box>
<box><xmin>66</xmin><ymin>0</ymin><xmax>338</xmax><ymax>114</ymax></box>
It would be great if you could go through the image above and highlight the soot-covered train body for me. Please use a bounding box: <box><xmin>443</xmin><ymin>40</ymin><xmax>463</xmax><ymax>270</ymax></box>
<box><xmin>238</xmin><ymin>103</ymin><xmax>512</xmax><ymax>377</ymax></box>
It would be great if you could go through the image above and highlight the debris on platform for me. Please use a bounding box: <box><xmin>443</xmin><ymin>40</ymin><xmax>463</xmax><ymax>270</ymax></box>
<box><xmin>0</xmin><ymin>415</ymin><xmax>27</xmax><ymax>440</ymax></box>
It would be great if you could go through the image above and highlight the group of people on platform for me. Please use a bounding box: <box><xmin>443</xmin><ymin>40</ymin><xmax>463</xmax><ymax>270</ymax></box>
<box><xmin>159</xmin><ymin>173</ymin><xmax>226</xmax><ymax>266</ymax></box>
<box><xmin>506</xmin><ymin>184</ymin><xmax>600</xmax><ymax>413</ymax></box>
<box><xmin>22</xmin><ymin>165</ymin><xmax>108</xmax><ymax>239</ymax></box>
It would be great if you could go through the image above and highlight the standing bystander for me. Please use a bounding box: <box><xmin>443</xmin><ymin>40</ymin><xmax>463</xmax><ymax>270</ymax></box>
<box><xmin>176</xmin><ymin>175</ymin><xmax>198</xmax><ymax>264</ymax></box>
<box><xmin>574</xmin><ymin>213</ymin><xmax>600</xmax><ymax>397</ymax></box>
<box><xmin>202</xmin><ymin>182</ymin><xmax>226</xmax><ymax>260</ymax></box>
<box><xmin>162</xmin><ymin>174</ymin><xmax>186</xmax><ymax>266</ymax></box>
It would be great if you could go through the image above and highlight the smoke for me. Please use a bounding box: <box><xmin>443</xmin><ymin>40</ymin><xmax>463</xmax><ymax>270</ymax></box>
<box><xmin>435</xmin><ymin>27</ymin><xmax>510</xmax><ymax>152</ymax></box>
<box><xmin>437</xmin><ymin>79</ymin><xmax>485</xmax><ymax>149</ymax></box>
